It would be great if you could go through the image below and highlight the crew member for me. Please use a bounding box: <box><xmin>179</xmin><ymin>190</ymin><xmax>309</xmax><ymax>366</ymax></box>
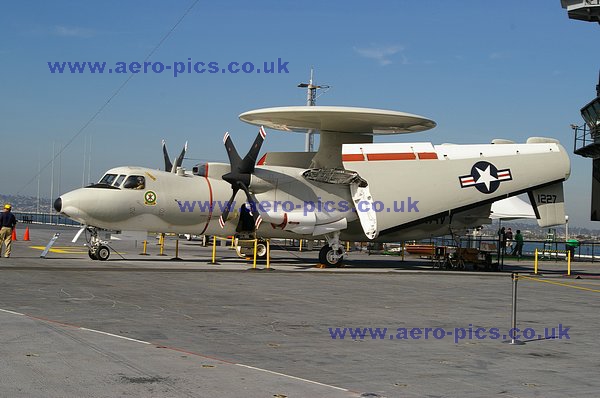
<box><xmin>0</xmin><ymin>204</ymin><xmax>17</xmax><ymax>258</ymax></box>
<box><xmin>512</xmin><ymin>230</ymin><xmax>524</xmax><ymax>258</ymax></box>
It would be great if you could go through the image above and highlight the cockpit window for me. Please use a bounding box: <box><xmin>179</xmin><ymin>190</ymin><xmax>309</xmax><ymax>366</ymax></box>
<box><xmin>99</xmin><ymin>174</ymin><xmax>118</xmax><ymax>185</ymax></box>
<box><xmin>123</xmin><ymin>175</ymin><xmax>146</xmax><ymax>190</ymax></box>
<box><xmin>114</xmin><ymin>174</ymin><xmax>126</xmax><ymax>187</ymax></box>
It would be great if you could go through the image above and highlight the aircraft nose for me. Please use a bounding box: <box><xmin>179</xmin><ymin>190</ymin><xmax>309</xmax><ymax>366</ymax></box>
<box><xmin>53</xmin><ymin>197</ymin><xmax>62</xmax><ymax>213</ymax></box>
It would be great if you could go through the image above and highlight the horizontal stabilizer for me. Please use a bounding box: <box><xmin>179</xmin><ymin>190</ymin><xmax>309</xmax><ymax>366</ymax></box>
<box><xmin>528</xmin><ymin>182</ymin><xmax>566</xmax><ymax>227</ymax></box>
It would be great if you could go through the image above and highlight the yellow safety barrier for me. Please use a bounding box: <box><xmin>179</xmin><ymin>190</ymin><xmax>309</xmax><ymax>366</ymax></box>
<box><xmin>209</xmin><ymin>235</ymin><xmax>219</xmax><ymax>264</ymax></box>
<box><xmin>534</xmin><ymin>248</ymin><xmax>571</xmax><ymax>275</ymax></box>
<box><xmin>508</xmin><ymin>272</ymin><xmax>600</xmax><ymax>346</ymax></box>
<box><xmin>172</xmin><ymin>238</ymin><xmax>181</xmax><ymax>261</ymax></box>
<box><xmin>158</xmin><ymin>233</ymin><xmax>166</xmax><ymax>256</ymax></box>
<box><xmin>209</xmin><ymin>236</ymin><xmax>262</xmax><ymax>269</ymax></box>
<box><xmin>139</xmin><ymin>240</ymin><xmax>149</xmax><ymax>255</ymax></box>
<box><xmin>519</xmin><ymin>274</ymin><xmax>600</xmax><ymax>293</ymax></box>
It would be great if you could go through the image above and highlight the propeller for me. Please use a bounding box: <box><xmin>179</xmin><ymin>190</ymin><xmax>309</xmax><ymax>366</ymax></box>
<box><xmin>162</xmin><ymin>140</ymin><xmax>188</xmax><ymax>173</ymax></box>
<box><xmin>219</xmin><ymin>126</ymin><xmax>266</xmax><ymax>228</ymax></box>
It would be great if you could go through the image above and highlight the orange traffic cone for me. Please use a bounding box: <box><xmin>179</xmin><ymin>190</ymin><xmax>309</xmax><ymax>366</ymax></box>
<box><xmin>11</xmin><ymin>228</ymin><xmax>17</xmax><ymax>241</ymax></box>
<box><xmin>23</xmin><ymin>227</ymin><xmax>30</xmax><ymax>241</ymax></box>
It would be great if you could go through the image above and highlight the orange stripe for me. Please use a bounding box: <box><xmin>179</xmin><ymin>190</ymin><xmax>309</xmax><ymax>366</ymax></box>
<box><xmin>417</xmin><ymin>152</ymin><xmax>438</xmax><ymax>160</ymax></box>
<box><xmin>367</xmin><ymin>153</ymin><xmax>416</xmax><ymax>161</ymax></box>
<box><xmin>342</xmin><ymin>154</ymin><xmax>365</xmax><ymax>162</ymax></box>
<box><xmin>199</xmin><ymin>166</ymin><xmax>213</xmax><ymax>235</ymax></box>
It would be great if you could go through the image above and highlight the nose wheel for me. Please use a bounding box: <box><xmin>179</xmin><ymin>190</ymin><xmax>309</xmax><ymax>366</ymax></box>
<box><xmin>88</xmin><ymin>249</ymin><xmax>98</xmax><ymax>260</ymax></box>
<box><xmin>88</xmin><ymin>244</ymin><xmax>110</xmax><ymax>261</ymax></box>
<box><xmin>86</xmin><ymin>227</ymin><xmax>111</xmax><ymax>261</ymax></box>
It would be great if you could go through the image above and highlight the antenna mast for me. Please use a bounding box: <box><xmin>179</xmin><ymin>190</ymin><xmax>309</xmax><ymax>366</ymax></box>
<box><xmin>298</xmin><ymin>68</ymin><xmax>329</xmax><ymax>152</ymax></box>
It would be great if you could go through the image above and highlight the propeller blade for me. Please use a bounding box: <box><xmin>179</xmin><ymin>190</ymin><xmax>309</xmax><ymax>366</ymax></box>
<box><xmin>237</xmin><ymin>182</ymin><xmax>261</xmax><ymax>229</ymax></box>
<box><xmin>172</xmin><ymin>141</ymin><xmax>188</xmax><ymax>172</ymax></box>
<box><xmin>239</xmin><ymin>126</ymin><xmax>266</xmax><ymax>174</ymax></box>
<box><xmin>219</xmin><ymin>187</ymin><xmax>239</xmax><ymax>228</ymax></box>
<box><xmin>220</xmin><ymin>127</ymin><xmax>267</xmax><ymax>231</ymax></box>
<box><xmin>223</xmin><ymin>132</ymin><xmax>242</xmax><ymax>171</ymax></box>
<box><xmin>162</xmin><ymin>139</ymin><xmax>173</xmax><ymax>172</ymax></box>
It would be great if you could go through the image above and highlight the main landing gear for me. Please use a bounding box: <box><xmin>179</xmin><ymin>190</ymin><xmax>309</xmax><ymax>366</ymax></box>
<box><xmin>86</xmin><ymin>227</ymin><xmax>110</xmax><ymax>261</ymax></box>
<box><xmin>318</xmin><ymin>232</ymin><xmax>345</xmax><ymax>267</ymax></box>
<box><xmin>235</xmin><ymin>235</ymin><xmax>268</xmax><ymax>259</ymax></box>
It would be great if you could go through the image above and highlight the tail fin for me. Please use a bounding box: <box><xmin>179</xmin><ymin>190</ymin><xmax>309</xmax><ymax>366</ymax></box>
<box><xmin>162</xmin><ymin>139</ymin><xmax>173</xmax><ymax>172</ymax></box>
<box><xmin>528</xmin><ymin>182</ymin><xmax>566</xmax><ymax>227</ymax></box>
<box><xmin>162</xmin><ymin>140</ymin><xmax>188</xmax><ymax>173</ymax></box>
<box><xmin>172</xmin><ymin>141</ymin><xmax>188</xmax><ymax>172</ymax></box>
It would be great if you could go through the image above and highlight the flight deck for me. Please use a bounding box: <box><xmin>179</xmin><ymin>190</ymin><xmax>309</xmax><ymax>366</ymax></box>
<box><xmin>1</xmin><ymin>225</ymin><xmax>599</xmax><ymax>397</ymax></box>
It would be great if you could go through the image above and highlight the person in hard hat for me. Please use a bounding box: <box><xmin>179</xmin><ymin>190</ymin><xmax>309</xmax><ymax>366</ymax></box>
<box><xmin>0</xmin><ymin>204</ymin><xmax>17</xmax><ymax>258</ymax></box>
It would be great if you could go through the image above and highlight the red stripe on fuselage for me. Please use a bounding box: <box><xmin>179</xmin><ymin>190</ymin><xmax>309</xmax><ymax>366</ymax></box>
<box><xmin>417</xmin><ymin>152</ymin><xmax>438</xmax><ymax>160</ymax></box>
<box><xmin>341</xmin><ymin>154</ymin><xmax>365</xmax><ymax>162</ymax></box>
<box><xmin>199</xmin><ymin>164</ymin><xmax>213</xmax><ymax>235</ymax></box>
<box><xmin>343</xmin><ymin>152</ymin><xmax>438</xmax><ymax>162</ymax></box>
<box><xmin>367</xmin><ymin>153</ymin><xmax>417</xmax><ymax>161</ymax></box>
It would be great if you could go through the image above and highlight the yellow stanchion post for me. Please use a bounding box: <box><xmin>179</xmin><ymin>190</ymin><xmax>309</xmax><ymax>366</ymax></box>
<box><xmin>140</xmin><ymin>240</ymin><xmax>149</xmax><ymax>255</ymax></box>
<box><xmin>230</xmin><ymin>235</ymin><xmax>235</xmax><ymax>249</ymax></box>
<box><xmin>534</xmin><ymin>248</ymin><xmax>538</xmax><ymax>275</ymax></box>
<box><xmin>158</xmin><ymin>233</ymin><xmax>166</xmax><ymax>256</ymax></box>
<box><xmin>171</xmin><ymin>238</ymin><xmax>182</xmax><ymax>261</ymax></box>
<box><xmin>208</xmin><ymin>236</ymin><xmax>219</xmax><ymax>264</ymax></box>
<box><xmin>266</xmin><ymin>239</ymin><xmax>271</xmax><ymax>270</ymax></box>
<box><xmin>299</xmin><ymin>239</ymin><xmax>303</xmax><ymax>252</ymax></box>
<box><xmin>346</xmin><ymin>241</ymin><xmax>350</xmax><ymax>252</ymax></box>
<box><xmin>567</xmin><ymin>250</ymin><xmax>571</xmax><ymax>276</ymax></box>
<box><xmin>252</xmin><ymin>239</ymin><xmax>258</xmax><ymax>269</ymax></box>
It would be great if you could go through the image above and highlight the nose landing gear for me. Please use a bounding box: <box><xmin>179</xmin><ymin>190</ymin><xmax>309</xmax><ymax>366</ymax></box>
<box><xmin>86</xmin><ymin>227</ymin><xmax>111</xmax><ymax>261</ymax></box>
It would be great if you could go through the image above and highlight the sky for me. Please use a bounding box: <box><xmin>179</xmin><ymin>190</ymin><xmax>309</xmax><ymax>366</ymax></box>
<box><xmin>1</xmin><ymin>1</ymin><xmax>599</xmax><ymax>228</ymax></box>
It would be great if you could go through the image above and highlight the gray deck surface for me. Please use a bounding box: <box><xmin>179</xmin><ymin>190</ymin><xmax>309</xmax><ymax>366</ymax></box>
<box><xmin>1</xmin><ymin>225</ymin><xmax>598</xmax><ymax>397</ymax></box>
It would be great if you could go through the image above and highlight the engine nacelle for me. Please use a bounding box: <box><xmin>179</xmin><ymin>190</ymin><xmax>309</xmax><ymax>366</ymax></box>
<box><xmin>260</xmin><ymin>211</ymin><xmax>348</xmax><ymax>236</ymax></box>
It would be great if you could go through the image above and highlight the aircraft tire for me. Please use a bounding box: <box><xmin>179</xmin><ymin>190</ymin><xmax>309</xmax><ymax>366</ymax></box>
<box><xmin>235</xmin><ymin>241</ymin><xmax>268</xmax><ymax>259</ymax></box>
<box><xmin>256</xmin><ymin>241</ymin><xmax>267</xmax><ymax>259</ymax></box>
<box><xmin>96</xmin><ymin>245</ymin><xmax>110</xmax><ymax>261</ymax></box>
<box><xmin>88</xmin><ymin>249</ymin><xmax>98</xmax><ymax>260</ymax></box>
<box><xmin>319</xmin><ymin>245</ymin><xmax>344</xmax><ymax>267</ymax></box>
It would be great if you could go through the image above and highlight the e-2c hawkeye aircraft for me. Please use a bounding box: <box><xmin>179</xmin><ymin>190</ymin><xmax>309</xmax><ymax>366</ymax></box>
<box><xmin>54</xmin><ymin>106</ymin><xmax>570</xmax><ymax>265</ymax></box>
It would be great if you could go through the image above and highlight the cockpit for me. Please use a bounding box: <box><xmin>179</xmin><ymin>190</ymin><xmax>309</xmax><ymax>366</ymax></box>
<box><xmin>90</xmin><ymin>173</ymin><xmax>146</xmax><ymax>190</ymax></box>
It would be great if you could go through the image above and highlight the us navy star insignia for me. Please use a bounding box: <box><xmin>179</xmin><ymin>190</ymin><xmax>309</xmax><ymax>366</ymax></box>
<box><xmin>459</xmin><ymin>161</ymin><xmax>512</xmax><ymax>194</ymax></box>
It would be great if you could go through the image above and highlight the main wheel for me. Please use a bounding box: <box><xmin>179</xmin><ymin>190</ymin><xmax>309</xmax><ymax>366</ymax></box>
<box><xmin>235</xmin><ymin>241</ymin><xmax>268</xmax><ymax>259</ymax></box>
<box><xmin>96</xmin><ymin>245</ymin><xmax>110</xmax><ymax>261</ymax></box>
<box><xmin>256</xmin><ymin>241</ymin><xmax>267</xmax><ymax>259</ymax></box>
<box><xmin>319</xmin><ymin>245</ymin><xmax>344</xmax><ymax>267</ymax></box>
<box><xmin>88</xmin><ymin>249</ymin><xmax>98</xmax><ymax>260</ymax></box>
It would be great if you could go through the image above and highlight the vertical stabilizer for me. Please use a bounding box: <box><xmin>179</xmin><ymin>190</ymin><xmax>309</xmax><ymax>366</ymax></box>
<box><xmin>528</xmin><ymin>182</ymin><xmax>566</xmax><ymax>227</ymax></box>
